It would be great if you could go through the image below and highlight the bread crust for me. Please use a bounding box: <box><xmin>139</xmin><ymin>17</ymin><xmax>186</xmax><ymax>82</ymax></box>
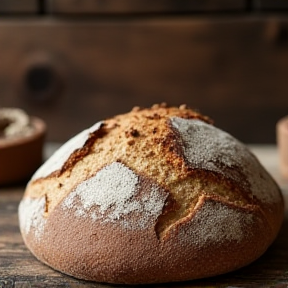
<box><xmin>19</xmin><ymin>104</ymin><xmax>284</xmax><ymax>284</ymax></box>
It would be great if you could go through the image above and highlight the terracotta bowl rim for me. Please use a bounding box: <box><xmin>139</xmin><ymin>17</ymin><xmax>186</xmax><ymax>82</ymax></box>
<box><xmin>0</xmin><ymin>116</ymin><xmax>46</xmax><ymax>149</ymax></box>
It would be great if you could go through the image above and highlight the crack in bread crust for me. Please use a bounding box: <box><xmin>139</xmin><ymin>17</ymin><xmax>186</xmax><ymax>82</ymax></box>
<box><xmin>155</xmin><ymin>171</ymin><xmax>252</xmax><ymax>239</ymax></box>
<box><xmin>25</xmin><ymin>106</ymin><xmax>282</xmax><ymax>236</ymax></box>
<box><xmin>27</xmin><ymin>106</ymin><xmax>210</xmax><ymax>215</ymax></box>
<box><xmin>26</xmin><ymin>105</ymin><xmax>272</xmax><ymax>240</ymax></box>
<box><xmin>20</xmin><ymin>104</ymin><xmax>284</xmax><ymax>284</ymax></box>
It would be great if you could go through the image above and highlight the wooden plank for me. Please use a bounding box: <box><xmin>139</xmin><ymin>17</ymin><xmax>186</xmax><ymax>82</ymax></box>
<box><xmin>1</xmin><ymin>147</ymin><xmax>288</xmax><ymax>286</ymax></box>
<box><xmin>0</xmin><ymin>17</ymin><xmax>287</xmax><ymax>144</ymax></box>
<box><xmin>47</xmin><ymin>0</ymin><xmax>245</xmax><ymax>14</ymax></box>
<box><xmin>0</xmin><ymin>0</ymin><xmax>38</xmax><ymax>13</ymax></box>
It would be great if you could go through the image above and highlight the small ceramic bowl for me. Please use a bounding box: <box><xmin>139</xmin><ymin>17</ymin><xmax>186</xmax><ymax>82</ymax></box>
<box><xmin>0</xmin><ymin>117</ymin><xmax>46</xmax><ymax>185</ymax></box>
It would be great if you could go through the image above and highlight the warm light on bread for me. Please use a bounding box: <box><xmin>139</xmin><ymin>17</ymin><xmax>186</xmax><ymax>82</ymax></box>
<box><xmin>19</xmin><ymin>104</ymin><xmax>284</xmax><ymax>284</ymax></box>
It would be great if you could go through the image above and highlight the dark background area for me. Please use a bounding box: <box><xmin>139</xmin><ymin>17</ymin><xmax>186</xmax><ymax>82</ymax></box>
<box><xmin>1</xmin><ymin>0</ymin><xmax>288</xmax><ymax>143</ymax></box>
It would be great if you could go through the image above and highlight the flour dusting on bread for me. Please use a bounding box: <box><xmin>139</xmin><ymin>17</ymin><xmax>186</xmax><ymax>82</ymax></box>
<box><xmin>170</xmin><ymin>117</ymin><xmax>280</xmax><ymax>204</ymax></box>
<box><xmin>18</xmin><ymin>104</ymin><xmax>284</xmax><ymax>284</ymax></box>
<box><xmin>176</xmin><ymin>198</ymin><xmax>254</xmax><ymax>246</ymax></box>
<box><xmin>32</xmin><ymin>121</ymin><xmax>103</xmax><ymax>180</ymax></box>
<box><xmin>62</xmin><ymin>162</ymin><xmax>167</xmax><ymax>229</ymax></box>
<box><xmin>19</xmin><ymin>196</ymin><xmax>46</xmax><ymax>241</ymax></box>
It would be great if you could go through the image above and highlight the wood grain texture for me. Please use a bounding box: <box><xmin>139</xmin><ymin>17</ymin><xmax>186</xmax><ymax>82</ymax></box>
<box><xmin>0</xmin><ymin>0</ymin><xmax>37</xmax><ymax>13</ymax></box>
<box><xmin>47</xmin><ymin>0</ymin><xmax>245</xmax><ymax>14</ymax></box>
<box><xmin>0</xmin><ymin>17</ymin><xmax>287</xmax><ymax>143</ymax></box>
<box><xmin>1</xmin><ymin>146</ymin><xmax>288</xmax><ymax>287</ymax></box>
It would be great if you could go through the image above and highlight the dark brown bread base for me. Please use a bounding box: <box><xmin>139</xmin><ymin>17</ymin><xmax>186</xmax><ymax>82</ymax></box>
<box><xmin>22</xmin><ymin>194</ymin><xmax>281</xmax><ymax>284</ymax></box>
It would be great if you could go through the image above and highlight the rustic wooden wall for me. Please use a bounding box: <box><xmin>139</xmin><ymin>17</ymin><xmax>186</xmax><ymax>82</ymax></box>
<box><xmin>0</xmin><ymin>1</ymin><xmax>288</xmax><ymax>143</ymax></box>
<box><xmin>46</xmin><ymin>0</ymin><xmax>245</xmax><ymax>14</ymax></box>
<box><xmin>0</xmin><ymin>0</ymin><xmax>37</xmax><ymax>13</ymax></box>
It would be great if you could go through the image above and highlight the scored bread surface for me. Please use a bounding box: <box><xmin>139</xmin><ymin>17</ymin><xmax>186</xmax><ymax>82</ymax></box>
<box><xmin>19</xmin><ymin>104</ymin><xmax>284</xmax><ymax>284</ymax></box>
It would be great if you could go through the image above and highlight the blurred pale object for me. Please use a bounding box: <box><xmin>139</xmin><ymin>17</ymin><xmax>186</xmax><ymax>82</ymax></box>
<box><xmin>277</xmin><ymin>115</ymin><xmax>288</xmax><ymax>178</ymax></box>
<box><xmin>0</xmin><ymin>108</ymin><xmax>33</xmax><ymax>138</ymax></box>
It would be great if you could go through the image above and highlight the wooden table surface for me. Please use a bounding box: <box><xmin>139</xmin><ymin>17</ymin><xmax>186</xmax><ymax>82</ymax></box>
<box><xmin>1</xmin><ymin>145</ymin><xmax>288</xmax><ymax>288</ymax></box>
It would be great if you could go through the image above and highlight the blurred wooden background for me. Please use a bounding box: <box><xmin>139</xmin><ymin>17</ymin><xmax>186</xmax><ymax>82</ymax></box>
<box><xmin>1</xmin><ymin>0</ymin><xmax>288</xmax><ymax>143</ymax></box>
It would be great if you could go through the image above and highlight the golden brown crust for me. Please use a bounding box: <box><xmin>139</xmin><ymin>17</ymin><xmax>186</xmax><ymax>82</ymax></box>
<box><xmin>19</xmin><ymin>104</ymin><xmax>284</xmax><ymax>284</ymax></box>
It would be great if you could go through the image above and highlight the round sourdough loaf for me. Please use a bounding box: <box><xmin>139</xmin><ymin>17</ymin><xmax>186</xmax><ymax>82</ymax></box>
<box><xmin>19</xmin><ymin>104</ymin><xmax>284</xmax><ymax>284</ymax></box>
